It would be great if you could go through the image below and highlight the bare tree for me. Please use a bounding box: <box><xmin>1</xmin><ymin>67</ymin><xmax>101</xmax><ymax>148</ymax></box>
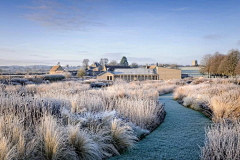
<box><xmin>218</xmin><ymin>58</ymin><xmax>228</xmax><ymax>77</ymax></box>
<box><xmin>108</xmin><ymin>60</ymin><xmax>118</xmax><ymax>66</ymax></box>
<box><xmin>170</xmin><ymin>64</ymin><xmax>178</xmax><ymax>69</ymax></box>
<box><xmin>158</xmin><ymin>63</ymin><xmax>164</xmax><ymax>67</ymax></box>
<box><xmin>209</xmin><ymin>52</ymin><xmax>225</xmax><ymax>77</ymax></box>
<box><xmin>100</xmin><ymin>58</ymin><xmax>109</xmax><ymax>66</ymax></box>
<box><xmin>200</xmin><ymin>54</ymin><xmax>212</xmax><ymax>78</ymax></box>
<box><xmin>82</xmin><ymin>59</ymin><xmax>89</xmax><ymax>70</ymax></box>
<box><xmin>221</xmin><ymin>50</ymin><xmax>240</xmax><ymax>77</ymax></box>
<box><xmin>235</xmin><ymin>61</ymin><xmax>240</xmax><ymax>75</ymax></box>
<box><xmin>199</xmin><ymin>67</ymin><xmax>205</xmax><ymax>76</ymax></box>
<box><xmin>99</xmin><ymin>58</ymin><xmax>108</xmax><ymax>70</ymax></box>
<box><xmin>201</xmin><ymin>49</ymin><xmax>240</xmax><ymax>78</ymax></box>
<box><xmin>131</xmin><ymin>62</ymin><xmax>139</xmax><ymax>68</ymax></box>
<box><xmin>104</xmin><ymin>58</ymin><xmax>109</xmax><ymax>65</ymax></box>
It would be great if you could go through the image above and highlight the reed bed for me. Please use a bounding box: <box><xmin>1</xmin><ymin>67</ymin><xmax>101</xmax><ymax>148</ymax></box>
<box><xmin>0</xmin><ymin>80</ymin><xmax>171</xmax><ymax>160</ymax></box>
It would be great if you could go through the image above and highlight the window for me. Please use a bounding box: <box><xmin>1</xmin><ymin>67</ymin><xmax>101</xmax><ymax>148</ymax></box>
<box><xmin>107</xmin><ymin>76</ymin><xmax>113</xmax><ymax>81</ymax></box>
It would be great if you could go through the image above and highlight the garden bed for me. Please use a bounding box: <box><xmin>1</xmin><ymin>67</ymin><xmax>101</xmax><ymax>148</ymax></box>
<box><xmin>173</xmin><ymin>77</ymin><xmax>240</xmax><ymax>159</ymax></box>
<box><xmin>0</xmin><ymin>79</ymin><xmax>179</xmax><ymax>159</ymax></box>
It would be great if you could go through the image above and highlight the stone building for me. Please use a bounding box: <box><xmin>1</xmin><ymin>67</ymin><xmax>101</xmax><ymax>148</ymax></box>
<box><xmin>192</xmin><ymin>60</ymin><xmax>198</xmax><ymax>66</ymax></box>
<box><xmin>103</xmin><ymin>65</ymin><xmax>131</xmax><ymax>72</ymax></box>
<box><xmin>97</xmin><ymin>67</ymin><xmax>181</xmax><ymax>81</ymax></box>
<box><xmin>87</xmin><ymin>62</ymin><xmax>102</xmax><ymax>76</ymax></box>
<box><xmin>156</xmin><ymin>67</ymin><xmax>181</xmax><ymax>80</ymax></box>
<box><xmin>87</xmin><ymin>63</ymin><xmax>131</xmax><ymax>76</ymax></box>
<box><xmin>145</xmin><ymin>64</ymin><xmax>157</xmax><ymax>69</ymax></box>
<box><xmin>49</xmin><ymin>65</ymin><xmax>64</xmax><ymax>74</ymax></box>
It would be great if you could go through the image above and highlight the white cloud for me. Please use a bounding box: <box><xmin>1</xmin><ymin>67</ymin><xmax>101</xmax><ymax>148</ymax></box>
<box><xmin>203</xmin><ymin>34</ymin><xmax>223</xmax><ymax>40</ymax></box>
<box><xmin>20</xmin><ymin>0</ymin><xmax>103</xmax><ymax>30</ymax></box>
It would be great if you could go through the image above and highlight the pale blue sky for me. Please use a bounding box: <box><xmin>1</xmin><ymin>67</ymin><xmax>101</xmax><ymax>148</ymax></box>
<box><xmin>0</xmin><ymin>0</ymin><xmax>240</xmax><ymax>66</ymax></box>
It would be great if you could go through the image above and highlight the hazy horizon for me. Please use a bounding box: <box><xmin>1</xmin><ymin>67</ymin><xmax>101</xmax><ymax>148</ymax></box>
<box><xmin>1</xmin><ymin>0</ymin><xmax>240</xmax><ymax>66</ymax></box>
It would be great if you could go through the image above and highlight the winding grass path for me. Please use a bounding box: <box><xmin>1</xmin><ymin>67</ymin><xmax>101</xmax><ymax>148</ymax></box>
<box><xmin>111</xmin><ymin>93</ymin><xmax>212</xmax><ymax>160</ymax></box>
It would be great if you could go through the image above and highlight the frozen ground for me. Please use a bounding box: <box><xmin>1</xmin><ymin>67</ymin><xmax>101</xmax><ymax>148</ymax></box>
<box><xmin>110</xmin><ymin>93</ymin><xmax>211</xmax><ymax>160</ymax></box>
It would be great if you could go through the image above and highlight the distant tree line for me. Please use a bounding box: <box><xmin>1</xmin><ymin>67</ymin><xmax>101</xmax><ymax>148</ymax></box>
<box><xmin>200</xmin><ymin>49</ymin><xmax>240</xmax><ymax>78</ymax></box>
<box><xmin>157</xmin><ymin>63</ymin><xmax>178</xmax><ymax>69</ymax></box>
<box><xmin>108</xmin><ymin>56</ymin><xmax>132</xmax><ymax>66</ymax></box>
<box><xmin>77</xmin><ymin>56</ymin><xmax>140</xmax><ymax>77</ymax></box>
<box><xmin>81</xmin><ymin>56</ymin><xmax>138</xmax><ymax>68</ymax></box>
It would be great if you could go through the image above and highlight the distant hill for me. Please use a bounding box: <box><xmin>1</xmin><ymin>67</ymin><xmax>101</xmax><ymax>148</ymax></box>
<box><xmin>0</xmin><ymin>65</ymin><xmax>81</xmax><ymax>74</ymax></box>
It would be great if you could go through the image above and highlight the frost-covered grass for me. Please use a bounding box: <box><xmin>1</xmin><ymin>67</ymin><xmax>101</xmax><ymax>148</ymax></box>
<box><xmin>173</xmin><ymin>77</ymin><xmax>240</xmax><ymax>160</ymax></box>
<box><xmin>0</xmin><ymin>80</ymin><xmax>170</xmax><ymax>159</ymax></box>
<box><xmin>201</xmin><ymin>120</ymin><xmax>240</xmax><ymax>160</ymax></box>
<box><xmin>173</xmin><ymin>78</ymin><xmax>240</xmax><ymax>121</ymax></box>
<box><xmin>130</xmin><ymin>79</ymin><xmax>185</xmax><ymax>95</ymax></box>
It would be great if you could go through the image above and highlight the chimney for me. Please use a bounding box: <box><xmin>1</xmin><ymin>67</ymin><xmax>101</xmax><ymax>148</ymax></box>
<box><xmin>156</xmin><ymin>63</ymin><xmax>158</xmax><ymax>67</ymax></box>
<box><xmin>146</xmin><ymin>63</ymin><xmax>148</xmax><ymax>69</ymax></box>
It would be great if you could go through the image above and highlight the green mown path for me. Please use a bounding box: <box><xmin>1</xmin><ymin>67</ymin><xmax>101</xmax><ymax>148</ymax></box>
<box><xmin>110</xmin><ymin>93</ymin><xmax>212</xmax><ymax>160</ymax></box>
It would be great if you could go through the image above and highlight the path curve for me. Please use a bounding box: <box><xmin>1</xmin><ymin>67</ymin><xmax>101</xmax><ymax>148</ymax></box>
<box><xmin>110</xmin><ymin>93</ymin><xmax>211</xmax><ymax>160</ymax></box>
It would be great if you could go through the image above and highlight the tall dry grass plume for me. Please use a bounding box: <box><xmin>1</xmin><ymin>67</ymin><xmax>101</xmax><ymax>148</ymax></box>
<box><xmin>0</xmin><ymin>79</ymin><xmax>177</xmax><ymax>159</ymax></box>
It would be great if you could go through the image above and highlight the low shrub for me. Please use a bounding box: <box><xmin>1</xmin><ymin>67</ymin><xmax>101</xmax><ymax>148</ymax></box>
<box><xmin>42</xmin><ymin>74</ymin><xmax>65</xmax><ymax>81</ymax></box>
<box><xmin>62</xmin><ymin>72</ymin><xmax>72</xmax><ymax>79</ymax></box>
